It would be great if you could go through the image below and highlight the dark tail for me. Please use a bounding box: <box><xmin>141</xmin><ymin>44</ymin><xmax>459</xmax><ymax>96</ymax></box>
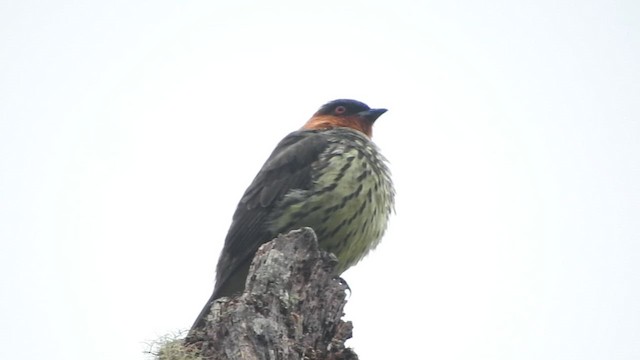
<box><xmin>186</xmin><ymin>260</ymin><xmax>252</xmax><ymax>337</ymax></box>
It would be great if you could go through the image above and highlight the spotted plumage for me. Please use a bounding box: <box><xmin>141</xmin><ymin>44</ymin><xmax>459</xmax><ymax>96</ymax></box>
<box><xmin>190</xmin><ymin>99</ymin><xmax>394</xmax><ymax>332</ymax></box>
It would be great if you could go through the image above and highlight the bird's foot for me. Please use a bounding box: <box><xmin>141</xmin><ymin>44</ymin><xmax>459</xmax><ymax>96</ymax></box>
<box><xmin>332</xmin><ymin>276</ymin><xmax>351</xmax><ymax>297</ymax></box>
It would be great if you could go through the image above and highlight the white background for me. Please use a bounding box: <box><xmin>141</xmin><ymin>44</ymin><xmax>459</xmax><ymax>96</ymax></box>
<box><xmin>1</xmin><ymin>1</ymin><xmax>639</xmax><ymax>359</ymax></box>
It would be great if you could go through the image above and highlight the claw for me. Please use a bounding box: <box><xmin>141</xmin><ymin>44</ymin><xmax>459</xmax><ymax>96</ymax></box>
<box><xmin>333</xmin><ymin>276</ymin><xmax>351</xmax><ymax>297</ymax></box>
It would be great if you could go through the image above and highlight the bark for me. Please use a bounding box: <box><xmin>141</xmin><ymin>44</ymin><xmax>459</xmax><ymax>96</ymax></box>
<box><xmin>183</xmin><ymin>227</ymin><xmax>358</xmax><ymax>360</ymax></box>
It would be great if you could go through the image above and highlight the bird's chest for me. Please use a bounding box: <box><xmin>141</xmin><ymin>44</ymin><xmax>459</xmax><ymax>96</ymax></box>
<box><xmin>269</xmin><ymin>141</ymin><xmax>393</xmax><ymax>273</ymax></box>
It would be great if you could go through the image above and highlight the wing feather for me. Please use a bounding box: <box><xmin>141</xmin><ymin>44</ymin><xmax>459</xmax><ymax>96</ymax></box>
<box><xmin>213</xmin><ymin>130</ymin><xmax>329</xmax><ymax>294</ymax></box>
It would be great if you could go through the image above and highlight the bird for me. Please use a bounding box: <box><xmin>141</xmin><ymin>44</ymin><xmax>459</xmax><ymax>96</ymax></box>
<box><xmin>189</xmin><ymin>99</ymin><xmax>394</xmax><ymax>332</ymax></box>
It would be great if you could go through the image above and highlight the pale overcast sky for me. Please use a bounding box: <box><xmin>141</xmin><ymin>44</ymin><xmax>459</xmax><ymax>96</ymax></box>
<box><xmin>1</xmin><ymin>1</ymin><xmax>639</xmax><ymax>359</ymax></box>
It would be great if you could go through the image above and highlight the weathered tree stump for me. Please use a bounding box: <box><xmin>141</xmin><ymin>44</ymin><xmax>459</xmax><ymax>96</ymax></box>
<box><xmin>183</xmin><ymin>228</ymin><xmax>358</xmax><ymax>360</ymax></box>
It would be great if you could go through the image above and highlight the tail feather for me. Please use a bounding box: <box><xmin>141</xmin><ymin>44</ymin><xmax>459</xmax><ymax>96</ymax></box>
<box><xmin>187</xmin><ymin>259</ymin><xmax>252</xmax><ymax>334</ymax></box>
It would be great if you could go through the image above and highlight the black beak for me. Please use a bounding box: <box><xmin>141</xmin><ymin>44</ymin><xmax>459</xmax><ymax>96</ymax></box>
<box><xmin>358</xmin><ymin>108</ymin><xmax>388</xmax><ymax>122</ymax></box>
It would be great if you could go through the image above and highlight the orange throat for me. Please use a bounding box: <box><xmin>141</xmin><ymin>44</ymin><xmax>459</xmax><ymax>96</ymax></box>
<box><xmin>302</xmin><ymin>115</ymin><xmax>372</xmax><ymax>138</ymax></box>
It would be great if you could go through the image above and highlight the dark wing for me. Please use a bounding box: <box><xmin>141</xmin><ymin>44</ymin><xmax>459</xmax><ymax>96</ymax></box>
<box><xmin>214</xmin><ymin>130</ymin><xmax>330</xmax><ymax>294</ymax></box>
<box><xmin>188</xmin><ymin>130</ymin><xmax>331</xmax><ymax>333</ymax></box>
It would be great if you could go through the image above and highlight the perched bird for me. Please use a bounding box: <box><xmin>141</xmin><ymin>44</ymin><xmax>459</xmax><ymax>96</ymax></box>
<box><xmin>190</xmin><ymin>99</ymin><xmax>394</xmax><ymax>332</ymax></box>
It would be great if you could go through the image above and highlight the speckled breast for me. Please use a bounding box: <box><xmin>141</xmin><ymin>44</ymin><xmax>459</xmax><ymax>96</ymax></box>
<box><xmin>268</xmin><ymin>128</ymin><xmax>394</xmax><ymax>273</ymax></box>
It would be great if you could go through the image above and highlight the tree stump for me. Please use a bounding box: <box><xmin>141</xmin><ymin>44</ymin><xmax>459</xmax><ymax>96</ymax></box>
<box><xmin>183</xmin><ymin>227</ymin><xmax>358</xmax><ymax>360</ymax></box>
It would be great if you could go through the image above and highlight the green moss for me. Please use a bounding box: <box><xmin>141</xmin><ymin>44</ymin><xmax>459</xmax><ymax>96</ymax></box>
<box><xmin>144</xmin><ymin>331</ymin><xmax>201</xmax><ymax>360</ymax></box>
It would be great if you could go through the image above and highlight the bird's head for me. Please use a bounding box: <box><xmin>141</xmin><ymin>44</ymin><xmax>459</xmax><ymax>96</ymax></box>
<box><xmin>302</xmin><ymin>99</ymin><xmax>387</xmax><ymax>138</ymax></box>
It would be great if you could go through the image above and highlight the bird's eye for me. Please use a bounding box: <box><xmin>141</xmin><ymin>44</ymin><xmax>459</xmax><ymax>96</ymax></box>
<box><xmin>334</xmin><ymin>106</ymin><xmax>347</xmax><ymax>115</ymax></box>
